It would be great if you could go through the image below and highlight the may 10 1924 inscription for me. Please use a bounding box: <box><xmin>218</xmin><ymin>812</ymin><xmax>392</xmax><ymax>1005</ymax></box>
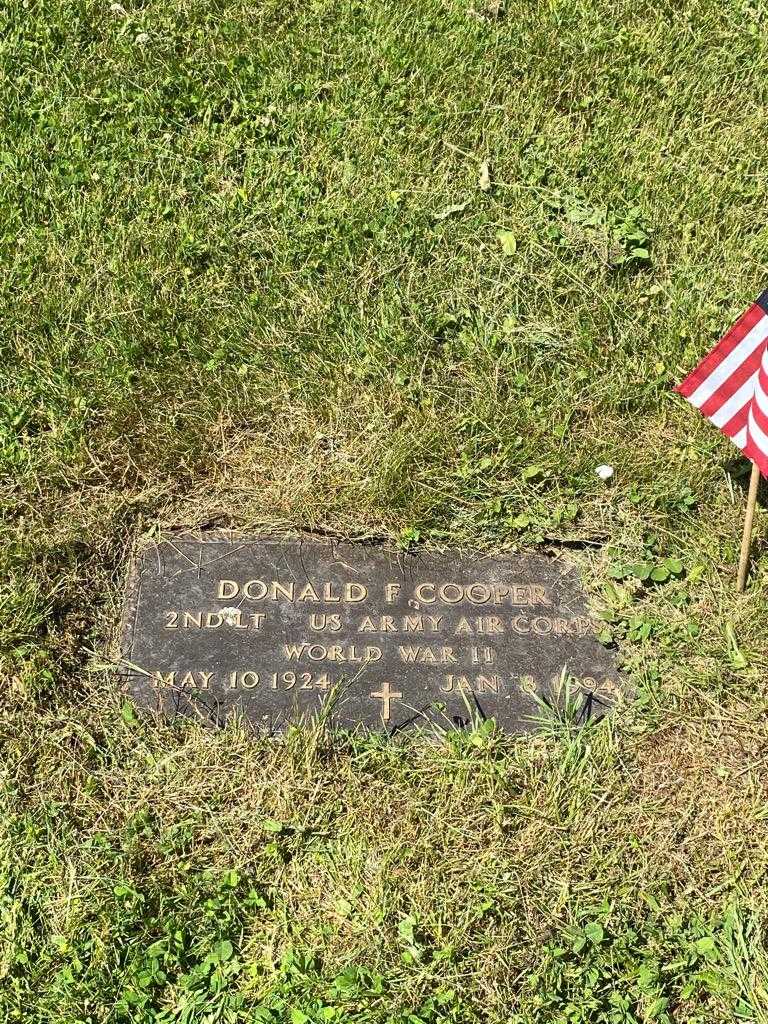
<box><xmin>119</xmin><ymin>534</ymin><xmax>623</xmax><ymax>733</ymax></box>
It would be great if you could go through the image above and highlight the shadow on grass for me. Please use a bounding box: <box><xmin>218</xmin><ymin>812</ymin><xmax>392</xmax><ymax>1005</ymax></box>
<box><xmin>725</xmin><ymin>457</ymin><xmax>768</xmax><ymax>509</ymax></box>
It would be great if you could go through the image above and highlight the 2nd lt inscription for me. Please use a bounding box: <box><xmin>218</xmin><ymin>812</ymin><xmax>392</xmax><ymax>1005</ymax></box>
<box><xmin>163</xmin><ymin>610</ymin><xmax>596</xmax><ymax>639</ymax></box>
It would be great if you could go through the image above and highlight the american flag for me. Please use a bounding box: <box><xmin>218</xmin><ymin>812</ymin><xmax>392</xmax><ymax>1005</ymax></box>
<box><xmin>676</xmin><ymin>290</ymin><xmax>768</xmax><ymax>476</ymax></box>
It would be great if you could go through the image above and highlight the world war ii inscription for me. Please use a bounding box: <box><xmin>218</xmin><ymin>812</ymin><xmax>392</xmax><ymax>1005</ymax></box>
<box><xmin>120</xmin><ymin>534</ymin><xmax>622</xmax><ymax>732</ymax></box>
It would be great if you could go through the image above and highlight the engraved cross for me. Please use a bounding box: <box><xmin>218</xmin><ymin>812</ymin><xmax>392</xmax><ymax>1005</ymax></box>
<box><xmin>370</xmin><ymin>680</ymin><xmax>402</xmax><ymax>722</ymax></box>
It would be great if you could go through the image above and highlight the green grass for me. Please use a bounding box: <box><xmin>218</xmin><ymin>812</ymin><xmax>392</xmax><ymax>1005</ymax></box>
<box><xmin>4</xmin><ymin>0</ymin><xmax>768</xmax><ymax>1020</ymax></box>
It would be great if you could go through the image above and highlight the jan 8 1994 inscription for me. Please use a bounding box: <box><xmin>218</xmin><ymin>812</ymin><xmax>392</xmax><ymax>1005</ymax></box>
<box><xmin>119</xmin><ymin>534</ymin><xmax>623</xmax><ymax>733</ymax></box>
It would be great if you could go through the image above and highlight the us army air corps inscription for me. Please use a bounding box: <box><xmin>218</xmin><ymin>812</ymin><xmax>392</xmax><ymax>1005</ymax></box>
<box><xmin>119</xmin><ymin>534</ymin><xmax>623</xmax><ymax>733</ymax></box>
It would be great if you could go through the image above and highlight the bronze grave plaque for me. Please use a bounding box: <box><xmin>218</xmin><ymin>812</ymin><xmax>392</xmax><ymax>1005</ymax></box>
<box><xmin>119</xmin><ymin>534</ymin><xmax>622</xmax><ymax>733</ymax></box>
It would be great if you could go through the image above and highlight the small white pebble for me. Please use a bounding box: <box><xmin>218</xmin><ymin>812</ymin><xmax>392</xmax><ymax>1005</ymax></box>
<box><xmin>109</xmin><ymin>2</ymin><xmax>127</xmax><ymax>14</ymax></box>
<box><xmin>134</xmin><ymin>31</ymin><xmax>149</xmax><ymax>44</ymax></box>
<box><xmin>595</xmin><ymin>464</ymin><xmax>614</xmax><ymax>482</ymax></box>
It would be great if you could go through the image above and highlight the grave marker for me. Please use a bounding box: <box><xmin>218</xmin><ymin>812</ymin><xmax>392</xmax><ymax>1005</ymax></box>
<box><xmin>119</xmin><ymin>534</ymin><xmax>623</xmax><ymax>733</ymax></box>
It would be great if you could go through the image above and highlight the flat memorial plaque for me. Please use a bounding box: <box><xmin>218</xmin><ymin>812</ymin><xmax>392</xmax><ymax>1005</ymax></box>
<box><xmin>119</xmin><ymin>534</ymin><xmax>623</xmax><ymax>733</ymax></box>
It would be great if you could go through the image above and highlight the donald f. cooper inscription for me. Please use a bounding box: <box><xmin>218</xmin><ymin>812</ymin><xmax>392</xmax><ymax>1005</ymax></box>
<box><xmin>119</xmin><ymin>534</ymin><xmax>622</xmax><ymax>733</ymax></box>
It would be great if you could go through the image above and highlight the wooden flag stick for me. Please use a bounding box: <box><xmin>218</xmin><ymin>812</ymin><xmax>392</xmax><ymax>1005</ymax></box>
<box><xmin>737</xmin><ymin>461</ymin><xmax>761</xmax><ymax>593</ymax></box>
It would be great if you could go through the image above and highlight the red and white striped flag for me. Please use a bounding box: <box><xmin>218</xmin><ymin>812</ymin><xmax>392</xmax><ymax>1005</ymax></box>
<box><xmin>676</xmin><ymin>290</ymin><xmax>768</xmax><ymax>476</ymax></box>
